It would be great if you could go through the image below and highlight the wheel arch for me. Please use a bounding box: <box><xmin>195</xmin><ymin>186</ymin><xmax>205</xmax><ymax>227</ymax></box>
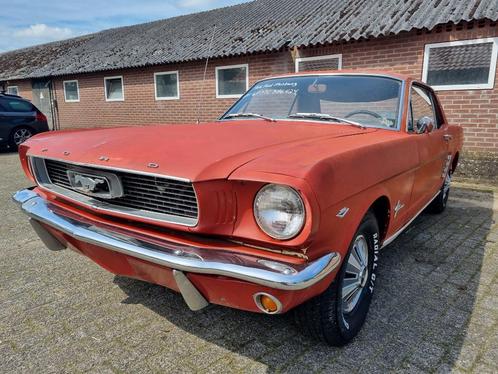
<box><xmin>368</xmin><ymin>196</ymin><xmax>391</xmax><ymax>242</ymax></box>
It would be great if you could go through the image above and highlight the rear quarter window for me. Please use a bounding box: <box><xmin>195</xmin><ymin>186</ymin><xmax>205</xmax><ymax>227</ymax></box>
<box><xmin>0</xmin><ymin>99</ymin><xmax>34</xmax><ymax>112</ymax></box>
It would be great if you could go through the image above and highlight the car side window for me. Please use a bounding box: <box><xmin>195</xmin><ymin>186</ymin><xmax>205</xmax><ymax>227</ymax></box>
<box><xmin>407</xmin><ymin>103</ymin><xmax>413</xmax><ymax>132</ymax></box>
<box><xmin>1</xmin><ymin>99</ymin><xmax>34</xmax><ymax>113</ymax></box>
<box><xmin>409</xmin><ymin>86</ymin><xmax>438</xmax><ymax>133</ymax></box>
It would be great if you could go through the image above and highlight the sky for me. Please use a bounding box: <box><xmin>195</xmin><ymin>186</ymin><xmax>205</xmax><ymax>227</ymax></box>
<box><xmin>0</xmin><ymin>0</ymin><xmax>251</xmax><ymax>53</ymax></box>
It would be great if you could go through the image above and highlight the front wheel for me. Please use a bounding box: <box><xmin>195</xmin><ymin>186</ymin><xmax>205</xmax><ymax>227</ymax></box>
<box><xmin>294</xmin><ymin>211</ymin><xmax>380</xmax><ymax>346</ymax></box>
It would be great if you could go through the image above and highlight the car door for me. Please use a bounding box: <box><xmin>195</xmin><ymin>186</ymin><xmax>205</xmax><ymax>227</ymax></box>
<box><xmin>408</xmin><ymin>84</ymin><xmax>448</xmax><ymax>212</ymax></box>
<box><xmin>0</xmin><ymin>100</ymin><xmax>11</xmax><ymax>143</ymax></box>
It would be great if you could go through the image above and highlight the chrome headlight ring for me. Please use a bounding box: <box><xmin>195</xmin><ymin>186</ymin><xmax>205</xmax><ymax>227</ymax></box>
<box><xmin>253</xmin><ymin>184</ymin><xmax>305</xmax><ymax>240</ymax></box>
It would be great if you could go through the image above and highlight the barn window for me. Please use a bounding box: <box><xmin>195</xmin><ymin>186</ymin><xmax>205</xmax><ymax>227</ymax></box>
<box><xmin>295</xmin><ymin>54</ymin><xmax>342</xmax><ymax>72</ymax></box>
<box><xmin>63</xmin><ymin>80</ymin><xmax>80</xmax><ymax>102</ymax></box>
<box><xmin>216</xmin><ymin>64</ymin><xmax>248</xmax><ymax>98</ymax></box>
<box><xmin>423</xmin><ymin>38</ymin><xmax>498</xmax><ymax>90</ymax></box>
<box><xmin>154</xmin><ymin>71</ymin><xmax>180</xmax><ymax>100</ymax></box>
<box><xmin>7</xmin><ymin>86</ymin><xmax>19</xmax><ymax>95</ymax></box>
<box><xmin>104</xmin><ymin>76</ymin><xmax>124</xmax><ymax>101</ymax></box>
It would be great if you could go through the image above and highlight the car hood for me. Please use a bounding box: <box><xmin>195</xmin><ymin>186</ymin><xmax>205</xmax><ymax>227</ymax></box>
<box><xmin>25</xmin><ymin>121</ymin><xmax>374</xmax><ymax>181</ymax></box>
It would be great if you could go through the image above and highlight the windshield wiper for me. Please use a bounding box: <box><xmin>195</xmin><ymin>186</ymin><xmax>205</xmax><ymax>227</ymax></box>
<box><xmin>224</xmin><ymin>113</ymin><xmax>276</xmax><ymax>122</ymax></box>
<box><xmin>288</xmin><ymin>113</ymin><xmax>366</xmax><ymax>129</ymax></box>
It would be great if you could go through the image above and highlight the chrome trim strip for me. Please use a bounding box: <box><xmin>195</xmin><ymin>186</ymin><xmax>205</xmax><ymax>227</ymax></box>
<box><xmin>253</xmin><ymin>72</ymin><xmax>405</xmax><ymax>82</ymax></box>
<box><xmin>220</xmin><ymin>74</ymin><xmax>405</xmax><ymax>132</ymax></box>
<box><xmin>42</xmin><ymin>183</ymin><xmax>198</xmax><ymax>227</ymax></box>
<box><xmin>253</xmin><ymin>292</ymin><xmax>283</xmax><ymax>314</ymax></box>
<box><xmin>13</xmin><ymin>187</ymin><xmax>38</xmax><ymax>204</ymax></box>
<box><xmin>29</xmin><ymin>155</ymin><xmax>191</xmax><ymax>182</ymax></box>
<box><xmin>12</xmin><ymin>189</ymin><xmax>341</xmax><ymax>291</ymax></box>
<box><xmin>219</xmin><ymin>118</ymin><xmax>401</xmax><ymax>132</ymax></box>
<box><xmin>405</xmin><ymin>82</ymin><xmax>438</xmax><ymax>133</ymax></box>
<box><xmin>397</xmin><ymin>80</ymin><xmax>406</xmax><ymax>131</ymax></box>
<box><xmin>30</xmin><ymin>157</ymin><xmax>199</xmax><ymax>227</ymax></box>
<box><xmin>382</xmin><ymin>191</ymin><xmax>440</xmax><ymax>248</ymax></box>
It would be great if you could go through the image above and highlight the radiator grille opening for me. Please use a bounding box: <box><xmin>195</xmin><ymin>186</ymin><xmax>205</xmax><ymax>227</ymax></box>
<box><xmin>41</xmin><ymin>158</ymin><xmax>198</xmax><ymax>223</ymax></box>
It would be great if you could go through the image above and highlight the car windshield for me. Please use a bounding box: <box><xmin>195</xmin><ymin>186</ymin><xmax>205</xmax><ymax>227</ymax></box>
<box><xmin>221</xmin><ymin>75</ymin><xmax>403</xmax><ymax>129</ymax></box>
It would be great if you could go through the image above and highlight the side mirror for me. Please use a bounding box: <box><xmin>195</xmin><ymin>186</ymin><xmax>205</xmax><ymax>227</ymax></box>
<box><xmin>416</xmin><ymin>116</ymin><xmax>434</xmax><ymax>134</ymax></box>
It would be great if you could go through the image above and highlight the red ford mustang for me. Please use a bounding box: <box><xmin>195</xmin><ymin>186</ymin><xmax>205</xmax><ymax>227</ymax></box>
<box><xmin>13</xmin><ymin>71</ymin><xmax>462</xmax><ymax>345</ymax></box>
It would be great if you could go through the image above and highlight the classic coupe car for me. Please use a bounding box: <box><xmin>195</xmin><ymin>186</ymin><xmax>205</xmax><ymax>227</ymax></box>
<box><xmin>13</xmin><ymin>71</ymin><xmax>462</xmax><ymax>345</ymax></box>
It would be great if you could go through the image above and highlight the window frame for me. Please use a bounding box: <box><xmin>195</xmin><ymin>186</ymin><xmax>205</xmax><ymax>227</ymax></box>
<box><xmin>63</xmin><ymin>80</ymin><xmax>80</xmax><ymax>103</ymax></box>
<box><xmin>0</xmin><ymin>98</ymin><xmax>34</xmax><ymax>112</ymax></box>
<box><xmin>104</xmin><ymin>75</ymin><xmax>125</xmax><ymax>102</ymax></box>
<box><xmin>215</xmin><ymin>64</ymin><xmax>249</xmax><ymax>99</ymax></box>
<box><xmin>6</xmin><ymin>86</ymin><xmax>19</xmax><ymax>95</ymax></box>
<box><xmin>422</xmin><ymin>37</ymin><xmax>498</xmax><ymax>91</ymax></box>
<box><xmin>407</xmin><ymin>83</ymin><xmax>441</xmax><ymax>133</ymax></box>
<box><xmin>295</xmin><ymin>54</ymin><xmax>343</xmax><ymax>73</ymax></box>
<box><xmin>220</xmin><ymin>73</ymin><xmax>406</xmax><ymax>132</ymax></box>
<box><xmin>154</xmin><ymin>71</ymin><xmax>180</xmax><ymax>101</ymax></box>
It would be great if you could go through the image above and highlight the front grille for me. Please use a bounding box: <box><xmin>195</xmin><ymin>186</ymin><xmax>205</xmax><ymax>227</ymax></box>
<box><xmin>43</xmin><ymin>158</ymin><xmax>198</xmax><ymax>222</ymax></box>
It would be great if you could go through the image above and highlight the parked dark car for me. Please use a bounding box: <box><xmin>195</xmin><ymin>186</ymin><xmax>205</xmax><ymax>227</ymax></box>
<box><xmin>0</xmin><ymin>93</ymin><xmax>49</xmax><ymax>150</ymax></box>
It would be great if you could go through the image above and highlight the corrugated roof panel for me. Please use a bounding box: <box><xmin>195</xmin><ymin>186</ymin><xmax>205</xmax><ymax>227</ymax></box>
<box><xmin>428</xmin><ymin>42</ymin><xmax>494</xmax><ymax>70</ymax></box>
<box><xmin>0</xmin><ymin>0</ymin><xmax>496</xmax><ymax>81</ymax></box>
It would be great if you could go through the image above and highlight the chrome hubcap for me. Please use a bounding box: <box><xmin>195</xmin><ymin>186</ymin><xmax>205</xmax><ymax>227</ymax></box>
<box><xmin>13</xmin><ymin>128</ymin><xmax>32</xmax><ymax>145</ymax></box>
<box><xmin>342</xmin><ymin>235</ymin><xmax>369</xmax><ymax>314</ymax></box>
<box><xmin>442</xmin><ymin>172</ymin><xmax>451</xmax><ymax>200</ymax></box>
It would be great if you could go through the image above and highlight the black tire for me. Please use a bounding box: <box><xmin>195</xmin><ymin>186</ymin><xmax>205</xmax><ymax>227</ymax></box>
<box><xmin>294</xmin><ymin>211</ymin><xmax>380</xmax><ymax>346</ymax></box>
<box><xmin>9</xmin><ymin>127</ymin><xmax>33</xmax><ymax>150</ymax></box>
<box><xmin>428</xmin><ymin>169</ymin><xmax>452</xmax><ymax>214</ymax></box>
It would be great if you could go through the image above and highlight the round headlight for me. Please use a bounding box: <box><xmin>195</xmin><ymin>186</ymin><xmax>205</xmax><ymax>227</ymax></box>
<box><xmin>254</xmin><ymin>184</ymin><xmax>305</xmax><ymax>240</ymax></box>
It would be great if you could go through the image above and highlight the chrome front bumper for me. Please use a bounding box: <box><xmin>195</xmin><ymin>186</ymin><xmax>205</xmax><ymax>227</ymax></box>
<box><xmin>13</xmin><ymin>188</ymin><xmax>340</xmax><ymax>302</ymax></box>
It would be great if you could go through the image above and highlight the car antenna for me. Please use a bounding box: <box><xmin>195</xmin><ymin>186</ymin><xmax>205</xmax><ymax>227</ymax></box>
<box><xmin>196</xmin><ymin>25</ymin><xmax>217</xmax><ymax>125</ymax></box>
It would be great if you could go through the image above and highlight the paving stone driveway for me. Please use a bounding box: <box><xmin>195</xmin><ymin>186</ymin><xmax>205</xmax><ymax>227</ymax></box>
<box><xmin>1</xmin><ymin>151</ymin><xmax>497</xmax><ymax>373</ymax></box>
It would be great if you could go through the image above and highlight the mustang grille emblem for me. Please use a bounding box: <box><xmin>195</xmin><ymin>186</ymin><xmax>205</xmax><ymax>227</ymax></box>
<box><xmin>66</xmin><ymin>170</ymin><xmax>122</xmax><ymax>199</ymax></box>
<box><xmin>73</xmin><ymin>174</ymin><xmax>106</xmax><ymax>193</ymax></box>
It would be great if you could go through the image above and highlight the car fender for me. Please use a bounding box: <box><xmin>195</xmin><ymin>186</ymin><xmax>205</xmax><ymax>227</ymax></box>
<box><xmin>308</xmin><ymin>182</ymin><xmax>392</xmax><ymax>261</ymax></box>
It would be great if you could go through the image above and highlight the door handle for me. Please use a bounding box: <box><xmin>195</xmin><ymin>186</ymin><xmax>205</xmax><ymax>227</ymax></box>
<box><xmin>443</xmin><ymin>134</ymin><xmax>453</xmax><ymax>142</ymax></box>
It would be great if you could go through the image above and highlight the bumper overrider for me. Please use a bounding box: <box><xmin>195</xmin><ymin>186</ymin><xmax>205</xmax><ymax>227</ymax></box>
<box><xmin>13</xmin><ymin>188</ymin><xmax>341</xmax><ymax>314</ymax></box>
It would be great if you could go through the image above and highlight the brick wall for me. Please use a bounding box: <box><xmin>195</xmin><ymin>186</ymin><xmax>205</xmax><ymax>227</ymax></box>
<box><xmin>6</xmin><ymin>80</ymin><xmax>33</xmax><ymax>101</ymax></box>
<box><xmin>301</xmin><ymin>20</ymin><xmax>498</xmax><ymax>153</ymax></box>
<box><xmin>50</xmin><ymin>52</ymin><xmax>293</xmax><ymax>129</ymax></box>
<box><xmin>8</xmin><ymin>20</ymin><xmax>498</xmax><ymax>153</ymax></box>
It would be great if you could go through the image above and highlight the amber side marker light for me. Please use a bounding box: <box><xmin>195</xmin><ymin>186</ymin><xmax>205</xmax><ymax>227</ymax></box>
<box><xmin>254</xmin><ymin>292</ymin><xmax>282</xmax><ymax>314</ymax></box>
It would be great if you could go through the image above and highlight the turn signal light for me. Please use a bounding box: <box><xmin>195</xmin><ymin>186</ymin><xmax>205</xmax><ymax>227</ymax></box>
<box><xmin>254</xmin><ymin>293</ymin><xmax>282</xmax><ymax>314</ymax></box>
<box><xmin>261</xmin><ymin>295</ymin><xmax>278</xmax><ymax>312</ymax></box>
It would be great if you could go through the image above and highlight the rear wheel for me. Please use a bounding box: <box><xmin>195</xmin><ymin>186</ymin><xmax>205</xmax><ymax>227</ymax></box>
<box><xmin>428</xmin><ymin>169</ymin><xmax>451</xmax><ymax>214</ymax></box>
<box><xmin>10</xmin><ymin>127</ymin><xmax>33</xmax><ymax>149</ymax></box>
<box><xmin>294</xmin><ymin>211</ymin><xmax>380</xmax><ymax>346</ymax></box>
